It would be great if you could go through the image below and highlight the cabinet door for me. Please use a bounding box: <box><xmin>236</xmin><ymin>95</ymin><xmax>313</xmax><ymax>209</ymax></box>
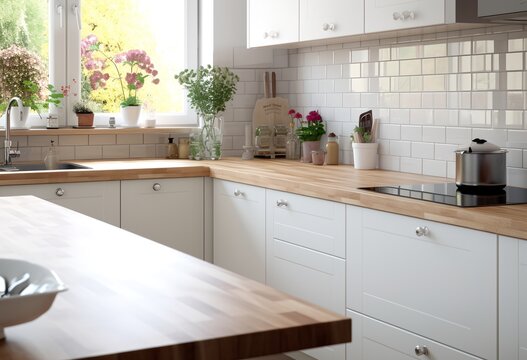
<box><xmin>365</xmin><ymin>0</ymin><xmax>445</xmax><ymax>33</ymax></box>
<box><xmin>300</xmin><ymin>0</ymin><xmax>363</xmax><ymax>41</ymax></box>
<box><xmin>266</xmin><ymin>190</ymin><xmax>345</xmax><ymax>258</ymax></box>
<box><xmin>347</xmin><ymin>206</ymin><xmax>497</xmax><ymax>360</ymax></box>
<box><xmin>346</xmin><ymin>310</ymin><xmax>483</xmax><ymax>360</ymax></box>
<box><xmin>0</xmin><ymin>181</ymin><xmax>120</xmax><ymax>227</ymax></box>
<box><xmin>499</xmin><ymin>236</ymin><xmax>527</xmax><ymax>360</ymax></box>
<box><xmin>121</xmin><ymin>178</ymin><xmax>204</xmax><ymax>259</ymax></box>
<box><xmin>267</xmin><ymin>238</ymin><xmax>345</xmax><ymax>360</ymax></box>
<box><xmin>213</xmin><ymin>180</ymin><xmax>265</xmax><ymax>282</ymax></box>
<box><xmin>248</xmin><ymin>0</ymin><xmax>299</xmax><ymax>47</ymax></box>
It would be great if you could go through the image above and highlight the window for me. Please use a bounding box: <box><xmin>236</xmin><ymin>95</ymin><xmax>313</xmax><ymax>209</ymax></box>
<box><xmin>1</xmin><ymin>0</ymin><xmax>198</xmax><ymax>127</ymax></box>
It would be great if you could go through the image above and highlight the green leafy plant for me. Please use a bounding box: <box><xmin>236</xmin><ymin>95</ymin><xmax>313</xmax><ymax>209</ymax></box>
<box><xmin>174</xmin><ymin>65</ymin><xmax>239</xmax><ymax>116</ymax></box>
<box><xmin>295</xmin><ymin>110</ymin><xmax>326</xmax><ymax>142</ymax></box>
<box><xmin>351</xmin><ymin>125</ymin><xmax>373</xmax><ymax>143</ymax></box>
<box><xmin>73</xmin><ymin>101</ymin><xmax>95</xmax><ymax>114</ymax></box>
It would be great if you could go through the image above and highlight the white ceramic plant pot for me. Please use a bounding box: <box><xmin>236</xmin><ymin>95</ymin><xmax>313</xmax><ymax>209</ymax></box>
<box><xmin>352</xmin><ymin>142</ymin><xmax>378</xmax><ymax>169</ymax></box>
<box><xmin>120</xmin><ymin>105</ymin><xmax>141</xmax><ymax>128</ymax></box>
<box><xmin>10</xmin><ymin>106</ymin><xmax>31</xmax><ymax>129</ymax></box>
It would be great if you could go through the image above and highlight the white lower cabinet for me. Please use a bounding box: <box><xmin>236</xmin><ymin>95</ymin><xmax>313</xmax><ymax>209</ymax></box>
<box><xmin>266</xmin><ymin>190</ymin><xmax>346</xmax><ymax>360</ymax></box>
<box><xmin>213</xmin><ymin>180</ymin><xmax>265</xmax><ymax>282</ymax></box>
<box><xmin>499</xmin><ymin>236</ymin><xmax>527</xmax><ymax>360</ymax></box>
<box><xmin>0</xmin><ymin>181</ymin><xmax>120</xmax><ymax>226</ymax></box>
<box><xmin>347</xmin><ymin>205</ymin><xmax>497</xmax><ymax>360</ymax></box>
<box><xmin>121</xmin><ymin>178</ymin><xmax>204</xmax><ymax>259</ymax></box>
<box><xmin>346</xmin><ymin>310</ymin><xmax>483</xmax><ymax>360</ymax></box>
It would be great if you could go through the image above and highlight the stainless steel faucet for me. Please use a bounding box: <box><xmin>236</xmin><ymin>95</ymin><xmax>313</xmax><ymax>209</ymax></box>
<box><xmin>3</xmin><ymin>97</ymin><xmax>23</xmax><ymax>167</ymax></box>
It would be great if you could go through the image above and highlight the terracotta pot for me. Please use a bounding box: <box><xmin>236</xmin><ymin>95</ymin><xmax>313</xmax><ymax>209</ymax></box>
<box><xmin>76</xmin><ymin>113</ymin><xmax>94</xmax><ymax>127</ymax></box>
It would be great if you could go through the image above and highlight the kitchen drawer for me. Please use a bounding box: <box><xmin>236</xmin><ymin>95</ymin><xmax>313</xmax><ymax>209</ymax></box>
<box><xmin>365</xmin><ymin>0</ymin><xmax>445</xmax><ymax>33</ymax></box>
<box><xmin>213</xmin><ymin>180</ymin><xmax>266</xmax><ymax>282</ymax></box>
<box><xmin>347</xmin><ymin>206</ymin><xmax>497</xmax><ymax>360</ymax></box>
<box><xmin>346</xmin><ymin>310</ymin><xmax>483</xmax><ymax>360</ymax></box>
<box><xmin>266</xmin><ymin>190</ymin><xmax>345</xmax><ymax>258</ymax></box>
<box><xmin>267</xmin><ymin>238</ymin><xmax>345</xmax><ymax>359</ymax></box>
<box><xmin>0</xmin><ymin>181</ymin><xmax>120</xmax><ymax>226</ymax></box>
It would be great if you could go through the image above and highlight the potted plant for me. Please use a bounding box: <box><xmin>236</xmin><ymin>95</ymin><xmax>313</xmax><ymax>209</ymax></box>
<box><xmin>73</xmin><ymin>101</ymin><xmax>95</xmax><ymax>127</ymax></box>
<box><xmin>295</xmin><ymin>110</ymin><xmax>326</xmax><ymax>163</ymax></box>
<box><xmin>351</xmin><ymin>122</ymin><xmax>378</xmax><ymax>169</ymax></box>
<box><xmin>80</xmin><ymin>34</ymin><xmax>160</xmax><ymax>127</ymax></box>
<box><xmin>175</xmin><ymin>65</ymin><xmax>239</xmax><ymax>160</ymax></box>
<box><xmin>0</xmin><ymin>45</ymin><xmax>46</xmax><ymax>129</ymax></box>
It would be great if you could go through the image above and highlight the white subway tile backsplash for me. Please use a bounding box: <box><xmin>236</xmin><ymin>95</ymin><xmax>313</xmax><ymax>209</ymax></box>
<box><xmin>447</xmin><ymin>127</ymin><xmax>472</xmax><ymax>144</ymax></box>
<box><xmin>379</xmin><ymin>124</ymin><xmax>401</xmax><ymax>140</ymax></box>
<box><xmin>326</xmin><ymin>65</ymin><xmax>343</xmax><ymax>78</ymax></box>
<box><xmin>423</xmin><ymin>159</ymin><xmax>447</xmax><ymax>177</ymax></box>
<box><xmin>412</xmin><ymin>142</ymin><xmax>434</xmax><ymax>159</ymax></box>
<box><xmin>435</xmin><ymin>143</ymin><xmax>457</xmax><ymax>161</ymax></box>
<box><xmin>400</xmin><ymin>157</ymin><xmax>422</xmax><ymax>174</ymax></box>
<box><xmin>507</xmin><ymin>148</ymin><xmax>523</xmax><ymax>167</ymax></box>
<box><xmin>59</xmin><ymin>135</ymin><xmax>89</xmax><ymax>146</ymax></box>
<box><xmin>89</xmin><ymin>135</ymin><xmax>116</xmax><ymax>145</ymax></box>
<box><xmin>423</xmin><ymin>126</ymin><xmax>446</xmax><ymax>143</ymax></box>
<box><xmin>28</xmin><ymin>136</ymin><xmax>58</xmax><ymax>147</ymax></box>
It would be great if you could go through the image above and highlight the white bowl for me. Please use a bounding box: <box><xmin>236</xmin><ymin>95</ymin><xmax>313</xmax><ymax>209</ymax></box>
<box><xmin>0</xmin><ymin>259</ymin><xmax>67</xmax><ymax>339</ymax></box>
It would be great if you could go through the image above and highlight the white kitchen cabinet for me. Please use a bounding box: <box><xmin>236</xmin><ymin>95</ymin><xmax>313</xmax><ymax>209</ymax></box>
<box><xmin>347</xmin><ymin>205</ymin><xmax>497</xmax><ymax>360</ymax></box>
<box><xmin>300</xmin><ymin>0</ymin><xmax>364</xmax><ymax>42</ymax></box>
<box><xmin>213</xmin><ymin>180</ymin><xmax>265</xmax><ymax>282</ymax></box>
<box><xmin>365</xmin><ymin>0</ymin><xmax>446</xmax><ymax>33</ymax></box>
<box><xmin>247</xmin><ymin>0</ymin><xmax>299</xmax><ymax>47</ymax></box>
<box><xmin>266</xmin><ymin>189</ymin><xmax>345</xmax><ymax>258</ymax></box>
<box><xmin>0</xmin><ymin>181</ymin><xmax>120</xmax><ymax>227</ymax></box>
<box><xmin>121</xmin><ymin>178</ymin><xmax>204</xmax><ymax>259</ymax></box>
<box><xmin>346</xmin><ymin>310</ymin><xmax>483</xmax><ymax>360</ymax></box>
<box><xmin>499</xmin><ymin>236</ymin><xmax>527</xmax><ymax>360</ymax></box>
<box><xmin>266</xmin><ymin>190</ymin><xmax>346</xmax><ymax>360</ymax></box>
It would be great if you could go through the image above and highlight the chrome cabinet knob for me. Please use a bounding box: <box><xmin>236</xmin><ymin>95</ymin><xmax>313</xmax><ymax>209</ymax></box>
<box><xmin>415</xmin><ymin>226</ymin><xmax>430</xmax><ymax>237</ymax></box>
<box><xmin>55</xmin><ymin>188</ymin><xmax>65</xmax><ymax>197</ymax></box>
<box><xmin>276</xmin><ymin>199</ymin><xmax>288</xmax><ymax>208</ymax></box>
<box><xmin>414</xmin><ymin>345</ymin><xmax>429</xmax><ymax>356</ymax></box>
<box><xmin>322</xmin><ymin>23</ymin><xmax>335</xmax><ymax>31</ymax></box>
<box><xmin>233</xmin><ymin>189</ymin><xmax>244</xmax><ymax>197</ymax></box>
<box><xmin>393</xmin><ymin>10</ymin><xmax>415</xmax><ymax>21</ymax></box>
<box><xmin>264</xmin><ymin>31</ymin><xmax>279</xmax><ymax>39</ymax></box>
<box><xmin>152</xmin><ymin>183</ymin><xmax>161</xmax><ymax>191</ymax></box>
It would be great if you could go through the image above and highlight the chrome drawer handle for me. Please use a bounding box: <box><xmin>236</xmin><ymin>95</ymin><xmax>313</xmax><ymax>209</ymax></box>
<box><xmin>322</xmin><ymin>23</ymin><xmax>335</xmax><ymax>31</ymax></box>
<box><xmin>415</xmin><ymin>226</ymin><xmax>429</xmax><ymax>237</ymax></box>
<box><xmin>264</xmin><ymin>31</ymin><xmax>279</xmax><ymax>39</ymax></box>
<box><xmin>152</xmin><ymin>183</ymin><xmax>161</xmax><ymax>191</ymax></box>
<box><xmin>233</xmin><ymin>189</ymin><xmax>244</xmax><ymax>197</ymax></box>
<box><xmin>393</xmin><ymin>10</ymin><xmax>415</xmax><ymax>21</ymax></box>
<box><xmin>414</xmin><ymin>345</ymin><xmax>429</xmax><ymax>356</ymax></box>
<box><xmin>55</xmin><ymin>188</ymin><xmax>65</xmax><ymax>197</ymax></box>
<box><xmin>276</xmin><ymin>199</ymin><xmax>288</xmax><ymax>208</ymax></box>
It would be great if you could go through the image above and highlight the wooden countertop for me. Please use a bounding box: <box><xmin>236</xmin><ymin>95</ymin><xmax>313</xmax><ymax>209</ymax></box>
<box><xmin>0</xmin><ymin>158</ymin><xmax>526</xmax><ymax>240</ymax></box>
<box><xmin>0</xmin><ymin>196</ymin><xmax>350</xmax><ymax>360</ymax></box>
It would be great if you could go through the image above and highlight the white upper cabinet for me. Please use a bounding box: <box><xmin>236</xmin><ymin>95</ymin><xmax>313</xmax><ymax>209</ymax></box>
<box><xmin>365</xmin><ymin>0</ymin><xmax>445</xmax><ymax>33</ymax></box>
<box><xmin>300</xmin><ymin>0</ymin><xmax>364</xmax><ymax>41</ymax></box>
<box><xmin>248</xmin><ymin>0</ymin><xmax>299</xmax><ymax>47</ymax></box>
<box><xmin>499</xmin><ymin>236</ymin><xmax>527</xmax><ymax>360</ymax></box>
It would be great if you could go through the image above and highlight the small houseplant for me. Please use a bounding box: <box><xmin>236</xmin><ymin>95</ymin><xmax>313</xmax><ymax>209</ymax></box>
<box><xmin>175</xmin><ymin>65</ymin><xmax>239</xmax><ymax>160</ymax></box>
<box><xmin>351</xmin><ymin>122</ymin><xmax>378</xmax><ymax>169</ymax></box>
<box><xmin>73</xmin><ymin>101</ymin><xmax>95</xmax><ymax>127</ymax></box>
<box><xmin>80</xmin><ymin>34</ymin><xmax>160</xmax><ymax>127</ymax></box>
<box><xmin>295</xmin><ymin>110</ymin><xmax>326</xmax><ymax>163</ymax></box>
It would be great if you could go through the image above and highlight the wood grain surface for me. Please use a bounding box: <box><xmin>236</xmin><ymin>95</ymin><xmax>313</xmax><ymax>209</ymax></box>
<box><xmin>0</xmin><ymin>196</ymin><xmax>350</xmax><ymax>360</ymax></box>
<box><xmin>0</xmin><ymin>158</ymin><xmax>526</xmax><ymax>240</ymax></box>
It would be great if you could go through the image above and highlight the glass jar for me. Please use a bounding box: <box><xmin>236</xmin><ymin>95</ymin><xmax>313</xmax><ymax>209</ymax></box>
<box><xmin>255</xmin><ymin>126</ymin><xmax>272</xmax><ymax>149</ymax></box>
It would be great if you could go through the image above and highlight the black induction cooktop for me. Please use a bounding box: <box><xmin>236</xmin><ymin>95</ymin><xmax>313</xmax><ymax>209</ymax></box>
<box><xmin>360</xmin><ymin>183</ymin><xmax>527</xmax><ymax>207</ymax></box>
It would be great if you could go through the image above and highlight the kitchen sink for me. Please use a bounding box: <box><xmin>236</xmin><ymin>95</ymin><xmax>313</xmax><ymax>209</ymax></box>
<box><xmin>0</xmin><ymin>163</ymin><xmax>91</xmax><ymax>172</ymax></box>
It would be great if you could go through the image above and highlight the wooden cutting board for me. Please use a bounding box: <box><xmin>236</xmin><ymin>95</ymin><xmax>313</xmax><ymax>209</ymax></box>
<box><xmin>252</xmin><ymin>71</ymin><xmax>289</xmax><ymax>129</ymax></box>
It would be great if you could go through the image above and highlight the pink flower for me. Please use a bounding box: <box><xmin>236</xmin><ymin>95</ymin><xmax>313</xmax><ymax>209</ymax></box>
<box><xmin>152</xmin><ymin>70</ymin><xmax>158</xmax><ymax>77</ymax></box>
<box><xmin>306</xmin><ymin>110</ymin><xmax>322</xmax><ymax>122</ymax></box>
<box><xmin>125</xmin><ymin>73</ymin><xmax>137</xmax><ymax>85</ymax></box>
<box><xmin>288</xmin><ymin>109</ymin><xmax>296</xmax><ymax>115</ymax></box>
<box><xmin>152</xmin><ymin>78</ymin><xmax>160</xmax><ymax>85</ymax></box>
<box><xmin>294</xmin><ymin>112</ymin><xmax>303</xmax><ymax>119</ymax></box>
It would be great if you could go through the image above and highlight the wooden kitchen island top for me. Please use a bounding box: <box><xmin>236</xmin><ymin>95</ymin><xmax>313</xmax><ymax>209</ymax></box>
<box><xmin>0</xmin><ymin>158</ymin><xmax>526</xmax><ymax>239</ymax></box>
<box><xmin>0</xmin><ymin>196</ymin><xmax>350</xmax><ymax>360</ymax></box>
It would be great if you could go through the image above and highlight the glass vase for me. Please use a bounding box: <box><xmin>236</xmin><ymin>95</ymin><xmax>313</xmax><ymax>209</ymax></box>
<box><xmin>199</xmin><ymin>115</ymin><xmax>224</xmax><ymax>160</ymax></box>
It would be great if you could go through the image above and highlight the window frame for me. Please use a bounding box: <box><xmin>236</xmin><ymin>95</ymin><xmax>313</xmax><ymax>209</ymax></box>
<box><xmin>47</xmin><ymin>0</ymin><xmax>199</xmax><ymax>128</ymax></box>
